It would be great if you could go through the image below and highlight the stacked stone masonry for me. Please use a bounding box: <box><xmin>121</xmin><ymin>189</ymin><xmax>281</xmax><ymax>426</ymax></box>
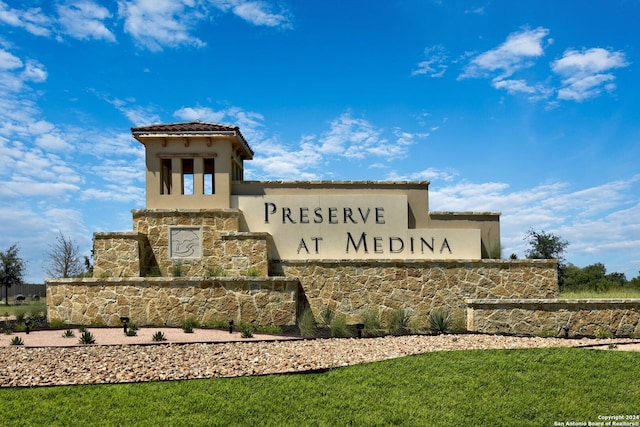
<box><xmin>281</xmin><ymin>259</ymin><xmax>558</xmax><ymax>328</ymax></box>
<box><xmin>47</xmin><ymin>277</ymin><xmax>298</xmax><ymax>327</ymax></box>
<box><xmin>467</xmin><ymin>299</ymin><xmax>640</xmax><ymax>337</ymax></box>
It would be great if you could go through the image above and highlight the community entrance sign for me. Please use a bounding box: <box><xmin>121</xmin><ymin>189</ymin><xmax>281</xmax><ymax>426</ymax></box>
<box><xmin>233</xmin><ymin>195</ymin><xmax>480</xmax><ymax>260</ymax></box>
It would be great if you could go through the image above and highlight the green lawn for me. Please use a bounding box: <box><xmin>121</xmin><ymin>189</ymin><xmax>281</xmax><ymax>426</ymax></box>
<box><xmin>0</xmin><ymin>300</ymin><xmax>46</xmax><ymax>318</ymax></box>
<box><xmin>0</xmin><ymin>347</ymin><xmax>638</xmax><ymax>426</ymax></box>
<box><xmin>559</xmin><ymin>288</ymin><xmax>640</xmax><ymax>299</ymax></box>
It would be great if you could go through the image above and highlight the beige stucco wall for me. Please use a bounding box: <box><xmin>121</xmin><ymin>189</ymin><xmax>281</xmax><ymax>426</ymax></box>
<box><xmin>281</xmin><ymin>259</ymin><xmax>558</xmax><ymax>328</ymax></box>
<box><xmin>46</xmin><ymin>277</ymin><xmax>299</xmax><ymax>327</ymax></box>
<box><xmin>142</xmin><ymin>136</ymin><xmax>237</xmax><ymax>209</ymax></box>
<box><xmin>467</xmin><ymin>299</ymin><xmax>640</xmax><ymax>337</ymax></box>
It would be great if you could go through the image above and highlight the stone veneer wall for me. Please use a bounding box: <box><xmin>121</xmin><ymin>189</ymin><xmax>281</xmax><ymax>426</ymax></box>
<box><xmin>467</xmin><ymin>299</ymin><xmax>640</xmax><ymax>337</ymax></box>
<box><xmin>281</xmin><ymin>259</ymin><xmax>558</xmax><ymax>328</ymax></box>
<box><xmin>46</xmin><ymin>277</ymin><xmax>299</xmax><ymax>327</ymax></box>
<box><xmin>123</xmin><ymin>209</ymin><xmax>269</xmax><ymax>278</ymax></box>
<box><xmin>93</xmin><ymin>232</ymin><xmax>146</xmax><ymax>278</ymax></box>
<box><xmin>132</xmin><ymin>209</ymin><xmax>238</xmax><ymax>277</ymax></box>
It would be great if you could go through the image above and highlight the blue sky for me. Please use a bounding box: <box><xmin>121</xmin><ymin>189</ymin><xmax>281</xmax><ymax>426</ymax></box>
<box><xmin>1</xmin><ymin>0</ymin><xmax>639</xmax><ymax>283</ymax></box>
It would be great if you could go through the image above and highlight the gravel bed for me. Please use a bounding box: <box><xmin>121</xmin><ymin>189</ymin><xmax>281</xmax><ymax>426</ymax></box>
<box><xmin>1</xmin><ymin>332</ymin><xmax>637</xmax><ymax>388</ymax></box>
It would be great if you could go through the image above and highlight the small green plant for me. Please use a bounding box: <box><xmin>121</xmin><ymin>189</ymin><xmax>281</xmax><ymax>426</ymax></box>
<box><xmin>98</xmin><ymin>271</ymin><xmax>111</xmax><ymax>278</ymax></box>
<box><xmin>319</xmin><ymin>306</ymin><xmax>334</xmax><ymax>327</ymax></box>
<box><xmin>14</xmin><ymin>308</ymin><xmax>27</xmax><ymax>323</ymax></box>
<box><xmin>389</xmin><ymin>308</ymin><xmax>411</xmax><ymax>335</ymax></box>
<box><xmin>152</xmin><ymin>331</ymin><xmax>167</xmax><ymax>342</ymax></box>
<box><xmin>255</xmin><ymin>324</ymin><xmax>282</xmax><ymax>334</ymax></box>
<box><xmin>297</xmin><ymin>307</ymin><xmax>317</xmax><ymax>337</ymax></box>
<box><xmin>245</xmin><ymin>267</ymin><xmax>260</xmax><ymax>277</ymax></box>
<box><xmin>206</xmin><ymin>265</ymin><xmax>226</xmax><ymax>277</ymax></box>
<box><xmin>49</xmin><ymin>318</ymin><xmax>67</xmax><ymax>329</ymax></box>
<box><xmin>361</xmin><ymin>309</ymin><xmax>383</xmax><ymax>337</ymax></box>
<box><xmin>62</xmin><ymin>329</ymin><xmax>75</xmax><ymax>338</ymax></box>
<box><xmin>428</xmin><ymin>309</ymin><xmax>451</xmax><ymax>335</ymax></box>
<box><xmin>125</xmin><ymin>323</ymin><xmax>138</xmax><ymax>336</ymax></box>
<box><xmin>171</xmin><ymin>262</ymin><xmax>185</xmax><ymax>277</ymax></box>
<box><xmin>536</xmin><ymin>329</ymin><xmax>558</xmax><ymax>338</ymax></box>
<box><xmin>205</xmin><ymin>319</ymin><xmax>230</xmax><ymax>330</ymax></box>
<box><xmin>594</xmin><ymin>327</ymin><xmax>613</xmax><ymax>339</ymax></box>
<box><xmin>79</xmin><ymin>330</ymin><xmax>96</xmax><ymax>344</ymax></box>
<box><xmin>181</xmin><ymin>318</ymin><xmax>199</xmax><ymax>333</ymax></box>
<box><xmin>146</xmin><ymin>265</ymin><xmax>162</xmax><ymax>277</ymax></box>
<box><xmin>608</xmin><ymin>343</ymin><xmax>618</xmax><ymax>350</ymax></box>
<box><xmin>78</xmin><ymin>326</ymin><xmax>87</xmax><ymax>333</ymax></box>
<box><xmin>10</xmin><ymin>336</ymin><xmax>24</xmax><ymax>346</ymax></box>
<box><xmin>329</xmin><ymin>314</ymin><xmax>350</xmax><ymax>337</ymax></box>
<box><xmin>241</xmin><ymin>325</ymin><xmax>254</xmax><ymax>338</ymax></box>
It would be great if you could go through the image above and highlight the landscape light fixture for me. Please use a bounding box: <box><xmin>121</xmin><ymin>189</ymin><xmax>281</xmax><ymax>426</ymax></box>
<box><xmin>356</xmin><ymin>323</ymin><xmax>365</xmax><ymax>338</ymax></box>
<box><xmin>24</xmin><ymin>318</ymin><xmax>31</xmax><ymax>334</ymax></box>
<box><xmin>562</xmin><ymin>325</ymin><xmax>569</xmax><ymax>338</ymax></box>
<box><xmin>120</xmin><ymin>316</ymin><xmax>130</xmax><ymax>334</ymax></box>
<box><xmin>228</xmin><ymin>319</ymin><xmax>234</xmax><ymax>334</ymax></box>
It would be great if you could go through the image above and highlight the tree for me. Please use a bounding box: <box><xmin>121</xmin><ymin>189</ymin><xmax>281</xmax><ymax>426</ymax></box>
<box><xmin>45</xmin><ymin>233</ymin><xmax>84</xmax><ymax>278</ymax></box>
<box><xmin>524</xmin><ymin>228</ymin><xmax>569</xmax><ymax>288</ymax></box>
<box><xmin>524</xmin><ymin>228</ymin><xmax>569</xmax><ymax>261</ymax></box>
<box><xmin>0</xmin><ymin>244</ymin><xmax>26</xmax><ymax>305</ymax></box>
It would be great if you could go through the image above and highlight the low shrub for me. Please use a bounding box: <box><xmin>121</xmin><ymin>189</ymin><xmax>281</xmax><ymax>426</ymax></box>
<box><xmin>182</xmin><ymin>318</ymin><xmax>199</xmax><ymax>333</ymax></box>
<box><xmin>62</xmin><ymin>329</ymin><xmax>75</xmax><ymax>338</ymax></box>
<box><xmin>297</xmin><ymin>307</ymin><xmax>316</xmax><ymax>337</ymax></box>
<box><xmin>595</xmin><ymin>327</ymin><xmax>613</xmax><ymax>339</ymax></box>
<box><xmin>388</xmin><ymin>308</ymin><xmax>411</xmax><ymax>335</ymax></box>
<box><xmin>427</xmin><ymin>309</ymin><xmax>451</xmax><ymax>335</ymax></box>
<box><xmin>79</xmin><ymin>330</ymin><xmax>95</xmax><ymax>344</ymax></box>
<box><xmin>49</xmin><ymin>318</ymin><xmax>67</xmax><ymax>329</ymax></box>
<box><xmin>206</xmin><ymin>265</ymin><xmax>226</xmax><ymax>277</ymax></box>
<box><xmin>152</xmin><ymin>331</ymin><xmax>167</xmax><ymax>342</ymax></box>
<box><xmin>10</xmin><ymin>336</ymin><xmax>24</xmax><ymax>346</ymax></box>
<box><xmin>171</xmin><ymin>262</ymin><xmax>184</xmax><ymax>277</ymax></box>
<box><xmin>255</xmin><ymin>324</ymin><xmax>282</xmax><ymax>334</ymax></box>
<box><xmin>329</xmin><ymin>314</ymin><xmax>351</xmax><ymax>338</ymax></box>
<box><xmin>204</xmin><ymin>319</ymin><xmax>229</xmax><ymax>330</ymax></box>
<box><xmin>241</xmin><ymin>325</ymin><xmax>254</xmax><ymax>338</ymax></box>
<box><xmin>125</xmin><ymin>323</ymin><xmax>138</xmax><ymax>337</ymax></box>
<box><xmin>361</xmin><ymin>309</ymin><xmax>383</xmax><ymax>337</ymax></box>
<box><xmin>245</xmin><ymin>267</ymin><xmax>260</xmax><ymax>277</ymax></box>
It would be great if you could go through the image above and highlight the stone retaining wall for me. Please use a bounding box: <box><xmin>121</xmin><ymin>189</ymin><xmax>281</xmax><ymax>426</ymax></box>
<box><xmin>281</xmin><ymin>259</ymin><xmax>558</xmax><ymax>328</ymax></box>
<box><xmin>46</xmin><ymin>277</ymin><xmax>299</xmax><ymax>327</ymax></box>
<box><xmin>467</xmin><ymin>299</ymin><xmax>640</xmax><ymax>337</ymax></box>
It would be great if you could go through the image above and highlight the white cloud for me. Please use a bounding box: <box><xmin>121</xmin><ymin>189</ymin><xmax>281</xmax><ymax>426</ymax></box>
<box><xmin>460</xmin><ymin>27</ymin><xmax>550</xmax><ymax>80</ymax></box>
<box><xmin>35</xmin><ymin>133</ymin><xmax>72</xmax><ymax>151</ymax></box>
<box><xmin>412</xmin><ymin>45</ymin><xmax>448</xmax><ymax>77</ymax></box>
<box><xmin>386</xmin><ymin>167</ymin><xmax>458</xmax><ymax>182</ymax></box>
<box><xmin>208</xmin><ymin>0</ymin><xmax>292</xmax><ymax>28</ymax></box>
<box><xmin>0</xmin><ymin>1</ymin><xmax>53</xmax><ymax>37</ymax></box>
<box><xmin>0</xmin><ymin>49</ymin><xmax>22</xmax><ymax>69</ymax></box>
<box><xmin>552</xmin><ymin>47</ymin><xmax>629</xmax><ymax>101</ymax></box>
<box><xmin>118</xmin><ymin>0</ymin><xmax>207</xmax><ymax>51</ymax></box>
<box><xmin>428</xmin><ymin>175</ymin><xmax>640</xmax><ymax>277</ymax></box>
<box><xmin>174</xmin><ymin>106</ymin><xmax>226</xmax><ymax>123</ymax></box>
<box><xmin>57</xmin><ymin>1</ymin><xmax>116</xmax><ymax>42</ymax></box>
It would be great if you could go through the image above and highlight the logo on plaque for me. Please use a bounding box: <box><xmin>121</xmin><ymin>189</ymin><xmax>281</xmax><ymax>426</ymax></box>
<box><xmin>169</xmin><ymin>227</ymin><xmax>201</xmax><ymax>259</ymax></box>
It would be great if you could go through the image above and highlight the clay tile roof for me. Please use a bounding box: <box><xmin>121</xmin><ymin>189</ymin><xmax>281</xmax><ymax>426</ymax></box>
<box><xmin>131</xmin><ymin>121</ymin><xmax>239</xmax><ymax>133</ymax></box>
<box><xmin>131</xmin><ymin>121</ymin><xmax>253</xmax><ymax>158</ymax></box>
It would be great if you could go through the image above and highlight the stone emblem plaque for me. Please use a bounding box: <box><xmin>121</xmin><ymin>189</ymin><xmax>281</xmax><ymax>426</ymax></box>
<box><xmin>169</xmin><ymin>227</ymin><xmax>202</xmax><ymax>259</ymax></box>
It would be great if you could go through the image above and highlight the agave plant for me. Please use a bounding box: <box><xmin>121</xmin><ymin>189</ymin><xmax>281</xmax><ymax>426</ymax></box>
<box><xmin>152</xmin><ymin>331</ymin><xmax>167</xmax><ymax>342</ymax></box>
<box><xmin>79</xmin><ymin>330</ymin><xmax>96</xmax><ymax>344</ymax></box>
